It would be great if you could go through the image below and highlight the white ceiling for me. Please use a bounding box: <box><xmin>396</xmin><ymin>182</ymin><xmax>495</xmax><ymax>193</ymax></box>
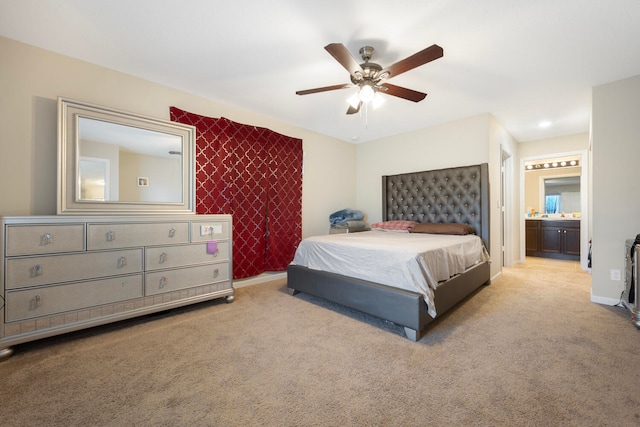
<box><xmin>2</xmin><ymin>0</ymin><xmax>640</xmax><ymax>143</ymax></box>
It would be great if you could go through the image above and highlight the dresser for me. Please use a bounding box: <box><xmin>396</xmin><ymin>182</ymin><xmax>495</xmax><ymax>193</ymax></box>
<box><xmin>0</xmin><ymin>215</ymin><xmax>233</xmax><ymax>357</ymax></box>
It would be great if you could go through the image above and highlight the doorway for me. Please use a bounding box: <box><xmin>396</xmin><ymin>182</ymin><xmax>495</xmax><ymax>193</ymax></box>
<box><xmin>520</xmin><ymin>150</ymin><xmax>589</xmax><ymax>270</ymax></box>
<box><xmin>501</xmin><ymin>146</ymin><xmax>514</xmax><ymax>267</ymax></box>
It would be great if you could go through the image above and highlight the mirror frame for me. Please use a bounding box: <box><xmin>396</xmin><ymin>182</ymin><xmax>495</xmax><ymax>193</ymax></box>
<box><xmin>57</xmin><ymin>97</ymin><xmax>196</xmax><ymax>215</ymax></box>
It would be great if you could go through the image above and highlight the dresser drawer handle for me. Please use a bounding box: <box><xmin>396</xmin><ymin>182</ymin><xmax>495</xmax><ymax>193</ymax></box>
<box><xmin>41</xmin><ymin>233</ymin><xmax>54</xmax><ymax>245</ymax></box>
<box><xmin>30</xmin><ymin>295</ymin><xmax>42</xmax><ymax>310</ymax></box>
<box><xmin>168</xmin><ymin>228</ymin><xmax>176</xmax><ymax>238</ymax></box>
<box><xmin>31</xmin><ymin>264</ymin><xmax>42</xmax><ymax>277</ymax></box>
<box><xmin>213</xmin><ymin>268</ymin><xmax>219</xmax><ymax>278</ymax></box>
<box><xmin>117</xmin><ymin>256</ymin><xmax>127</xmax><ymax>268</ymax></box>
<box><xmin>159</xmin><ymin>252</ymin><xmax>167</xmax><ymax>264</ymax></box>
<box><xmin>159</xmin><ymin>277</ymin><xmax>167</xmax><ymax>289</ymax></box>
<box><xmin>106</xmin><ymin>230</ymin><xmax>115</xmax><ymax>241</ymax></box>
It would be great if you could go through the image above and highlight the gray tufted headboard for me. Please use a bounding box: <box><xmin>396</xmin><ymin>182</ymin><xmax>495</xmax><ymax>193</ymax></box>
<box><xmin>382</xmin><ymin>163</ymin><xmax>490</xmax><ymax>251</ymax></box>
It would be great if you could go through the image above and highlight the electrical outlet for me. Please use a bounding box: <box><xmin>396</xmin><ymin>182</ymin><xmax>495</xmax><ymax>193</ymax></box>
<box><xmin>610</xmin><ymin>269</ymin><xmax>621</xmax><ymax>281</ymax></box>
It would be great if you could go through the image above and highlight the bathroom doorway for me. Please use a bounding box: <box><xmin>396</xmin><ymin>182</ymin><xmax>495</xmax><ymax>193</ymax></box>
<box><xmin>520</xmin><ymin>150</ymin><xmax>589</xmax><ymax>270</ymax></box>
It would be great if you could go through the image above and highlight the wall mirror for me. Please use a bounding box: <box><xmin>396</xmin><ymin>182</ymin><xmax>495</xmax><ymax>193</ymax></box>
<box><xmin>543</xmin><ymin>175</ymin><xmax>581</xmax><ymax>214</ymax></box>
<box><xmin>57</xmin><ymin>97</ymin><xmax>196</xmax><ymax>214</ymax></box>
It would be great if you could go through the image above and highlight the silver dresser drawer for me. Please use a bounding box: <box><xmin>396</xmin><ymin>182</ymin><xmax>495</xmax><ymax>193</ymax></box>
<box><xmin>6</xmin><ymin>224</ymin><xmax>85</xmax><ymax>256</ymax></box>
<box><xmin>87</xmin><ymin>222</ymin><xmax>189</xmax><ymax>249</ymax></box>
<box><xmin>145</xmin><ymin>242</ymin><xmax>230</xmax><ymax>271</ymax></box>
<box><xmin>190</xmin><ymin>220</ymin><xmax>230</xmax><ymax>242</ymax></box>
<box><xmin>6</xmin><ymin>274</ymin><xmax>144</xmax><ymax>322</ymax></box>
<box><xmin>145</xmin><ymin>263</ymin><xmax>230</xmax><ymax>296</ymax></box>
<box><xmin>5</xmin><ymin>249</ymin><xmax>143</xmax><ymax>289</ymax></box>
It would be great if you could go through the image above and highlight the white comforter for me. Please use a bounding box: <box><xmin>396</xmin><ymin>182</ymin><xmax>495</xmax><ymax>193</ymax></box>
<box><xmin>291</xmin><ymin>230</ymin><xmax>489</xmax><ymax>317</ymax></box>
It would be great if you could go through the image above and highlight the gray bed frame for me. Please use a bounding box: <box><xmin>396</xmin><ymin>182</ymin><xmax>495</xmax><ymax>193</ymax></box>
<box><xmin>287</xmin><ymin>163</ymin><xmax>491</xmax><ymax>341</ymax></box>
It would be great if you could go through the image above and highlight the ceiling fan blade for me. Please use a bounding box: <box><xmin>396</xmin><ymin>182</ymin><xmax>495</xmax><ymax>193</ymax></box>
<box><xmin>296</xmin><ymin>84</ymin><xmax>350</xmax><ymax>96</ymax></box>
<box><xmin>325</xmin><ymin>43</ymin><xmax>364</xmax><ymax>77</ymax></box>
<box><xmin>346</xmin><ymin>101</ymin><xmax>362</xmax><ymax>115</ymax></box>
<box><xmin>381</xmin><ymin>44</ymin><xmax>443</xmax><ymax>78</ymax></box>
<box><xmin>380</xmin><ymin>83</ymin><xmax>427</xmax><ymax>102</ymax></box>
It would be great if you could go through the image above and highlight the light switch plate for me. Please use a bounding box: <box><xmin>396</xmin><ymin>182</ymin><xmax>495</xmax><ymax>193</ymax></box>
<box><xmin>200</xmin><ymin>225</ymin><xmax>223</xmax><ymax>236</ymax></box>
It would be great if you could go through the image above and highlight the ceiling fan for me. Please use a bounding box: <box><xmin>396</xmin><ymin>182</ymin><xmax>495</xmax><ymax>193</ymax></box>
<box><xmin>296</xmin><ymin>43</ymin><xmax>444</xmax><ymax>114</ymax></box>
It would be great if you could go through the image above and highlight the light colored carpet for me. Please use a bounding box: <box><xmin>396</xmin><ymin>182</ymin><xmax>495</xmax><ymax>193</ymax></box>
<box><xmin>2</xmin><ymin>258</ymin><xmax>640</xmax><ymax>426</ymax></box>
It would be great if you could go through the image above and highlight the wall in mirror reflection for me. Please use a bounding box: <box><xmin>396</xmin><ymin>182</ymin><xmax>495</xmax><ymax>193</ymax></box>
<box><xmin>78</xmin><ymin>117</ymin><xmax>183</xmax><ymax>204</ymax></box>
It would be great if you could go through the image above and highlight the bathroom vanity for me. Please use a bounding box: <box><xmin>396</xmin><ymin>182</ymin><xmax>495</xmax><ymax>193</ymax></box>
<box><xmin>525</xmin><ymin>218</ymin><xmax>580</xmax><ymax>260</ymax></box>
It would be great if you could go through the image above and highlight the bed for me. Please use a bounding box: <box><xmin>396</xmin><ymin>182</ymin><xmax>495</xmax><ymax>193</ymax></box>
<box><xmin>287</xmin><ymin>163</ymin><xmax>491</xmax><ymax>341</ymax></box>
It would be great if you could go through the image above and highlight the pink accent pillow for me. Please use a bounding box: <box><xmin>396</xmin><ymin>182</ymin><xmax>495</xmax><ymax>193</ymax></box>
<box><xmin>370</xmin><ymin>220</ymin><xmax>418</xmax><ymax>232</ymax></box>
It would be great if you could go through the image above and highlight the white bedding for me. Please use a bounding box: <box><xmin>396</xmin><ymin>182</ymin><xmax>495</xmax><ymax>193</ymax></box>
<box><xmin>291</xmin><ymin>230</ymin><xmax>489</xmax><ymax>317</ymax></box>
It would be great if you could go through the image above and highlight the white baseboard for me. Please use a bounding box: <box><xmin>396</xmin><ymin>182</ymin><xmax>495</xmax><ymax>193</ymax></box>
<box><xmin>234</xmin><ymin>271</ymin><xmax>287</xmax><ymax>288</ymax></box>
<box><xmin>590</xmin><ymin>293</ymin><xmax>622</xmax><ymax>307</ymax></box>
<box><xmin>490</xmin><ymin>270</ymin><xmax>502</xmax><ymax>283</ymax></box>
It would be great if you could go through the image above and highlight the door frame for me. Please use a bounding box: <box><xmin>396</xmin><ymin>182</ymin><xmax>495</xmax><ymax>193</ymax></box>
<box><xmin>519</xmin><ymin>149</ymin><xmax>589</xmax><ymax>270</ymax></box>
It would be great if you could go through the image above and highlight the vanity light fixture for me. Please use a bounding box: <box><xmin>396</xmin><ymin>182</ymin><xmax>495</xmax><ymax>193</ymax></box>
<box><xmin>525</xmin><ymin>159</ymin><xmax>580</xmax><ymax>171</ymax></box>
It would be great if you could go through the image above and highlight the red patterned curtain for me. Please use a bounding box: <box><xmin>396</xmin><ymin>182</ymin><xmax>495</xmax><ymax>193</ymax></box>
<box><xmin>170</xmin><ymin>107</ymin><xmax>303</xmax><ymax>279</ymax></box>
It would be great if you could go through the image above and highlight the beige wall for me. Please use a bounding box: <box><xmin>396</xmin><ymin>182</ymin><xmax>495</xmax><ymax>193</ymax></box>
<box><xmin>0</xmin><ymin>36</ymin><xmax>356</xmax><ymax>238</ymax></box>
<box><xmin>355</xmin><ymin>113</ymin><xmax>491</xmax><ymax>224</ymax></box>
<box><xmin>518</xmin><ymin>133</ymin><xmax>588</xmax><ymax>158</ymax></box>
<box><xmin>355</xmin><ymin>113</ymin><xmax>516</xmax><ymax>279</ymax></box>
<box><xmin>118</xmin><ymin>153</ymin><xmax>181</xmax><ymax>203</ymax></box>
<box><xmin>592</xmin><ymin>74</ymin><xmax>640</xmax><ymax>303</ymax></box>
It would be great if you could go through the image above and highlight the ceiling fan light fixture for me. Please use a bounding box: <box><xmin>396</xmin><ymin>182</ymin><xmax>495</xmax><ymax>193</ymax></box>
<box><xmin>297</xmin><ymin>43</ymin><xmax>443</xmax><ymax>115</ymax></box>
<box><xmin>359</xmin><ymin>84</ymin><xmax>375</xmax><ymax>103</ymax></box>
<box><xmin>372</xmin><ymin>92</ymin><xmax>385</xmax><ymax>109</ymax></box>
<box><xmin>347</xmin><ymin>91</ymin><xmax>361</xmax><ymax>109</ymax></box>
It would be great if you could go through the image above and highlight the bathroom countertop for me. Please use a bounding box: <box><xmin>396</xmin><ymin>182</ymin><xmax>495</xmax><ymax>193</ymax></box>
<box><xmin>525</xmin><ymin>216</ymin><xmax>581</xmax><ymax>221</ymax></box>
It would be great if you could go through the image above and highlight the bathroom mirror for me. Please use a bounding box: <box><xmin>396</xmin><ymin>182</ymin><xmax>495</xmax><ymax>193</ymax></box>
<box><xmin>57</xmin><ymin>97</ymin><xmax>195</xmax><ymax>214</ymax></box>
<box><xmin>543</xmin><ymin>175</ymin><xmax>581</xmax><ymax>214</ymax></box>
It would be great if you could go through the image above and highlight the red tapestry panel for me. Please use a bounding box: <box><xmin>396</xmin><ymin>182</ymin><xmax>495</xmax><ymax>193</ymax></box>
<box><xmin>170</xmin><ymin>107</ymin><xmax>302</xmax><ymax>279</ymax></box>
<box><xmin>264</xmin><ymin>129</ymin><xmax>303</xmax><ymax>271</ymax></box>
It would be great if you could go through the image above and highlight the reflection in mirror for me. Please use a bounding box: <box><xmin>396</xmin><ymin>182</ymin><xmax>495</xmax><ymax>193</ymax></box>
<box><xmin>79</xmin><ymin>157</ymin><xmax>109</xmax><ymax>201</ymax></box>
<box><xmin>57</xmin><ymin>97</ymin><xmax>195</xmax><ymax>215</ymax></box>
<box><xmin>544</xmin><ymin>176</ymin><xmax>580</xmax><ymax>214</ymax></box>
<box><xmin>77</xmin><ymin>117</ymin><xmax>183</xmax><ymax>203</ymax></box>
